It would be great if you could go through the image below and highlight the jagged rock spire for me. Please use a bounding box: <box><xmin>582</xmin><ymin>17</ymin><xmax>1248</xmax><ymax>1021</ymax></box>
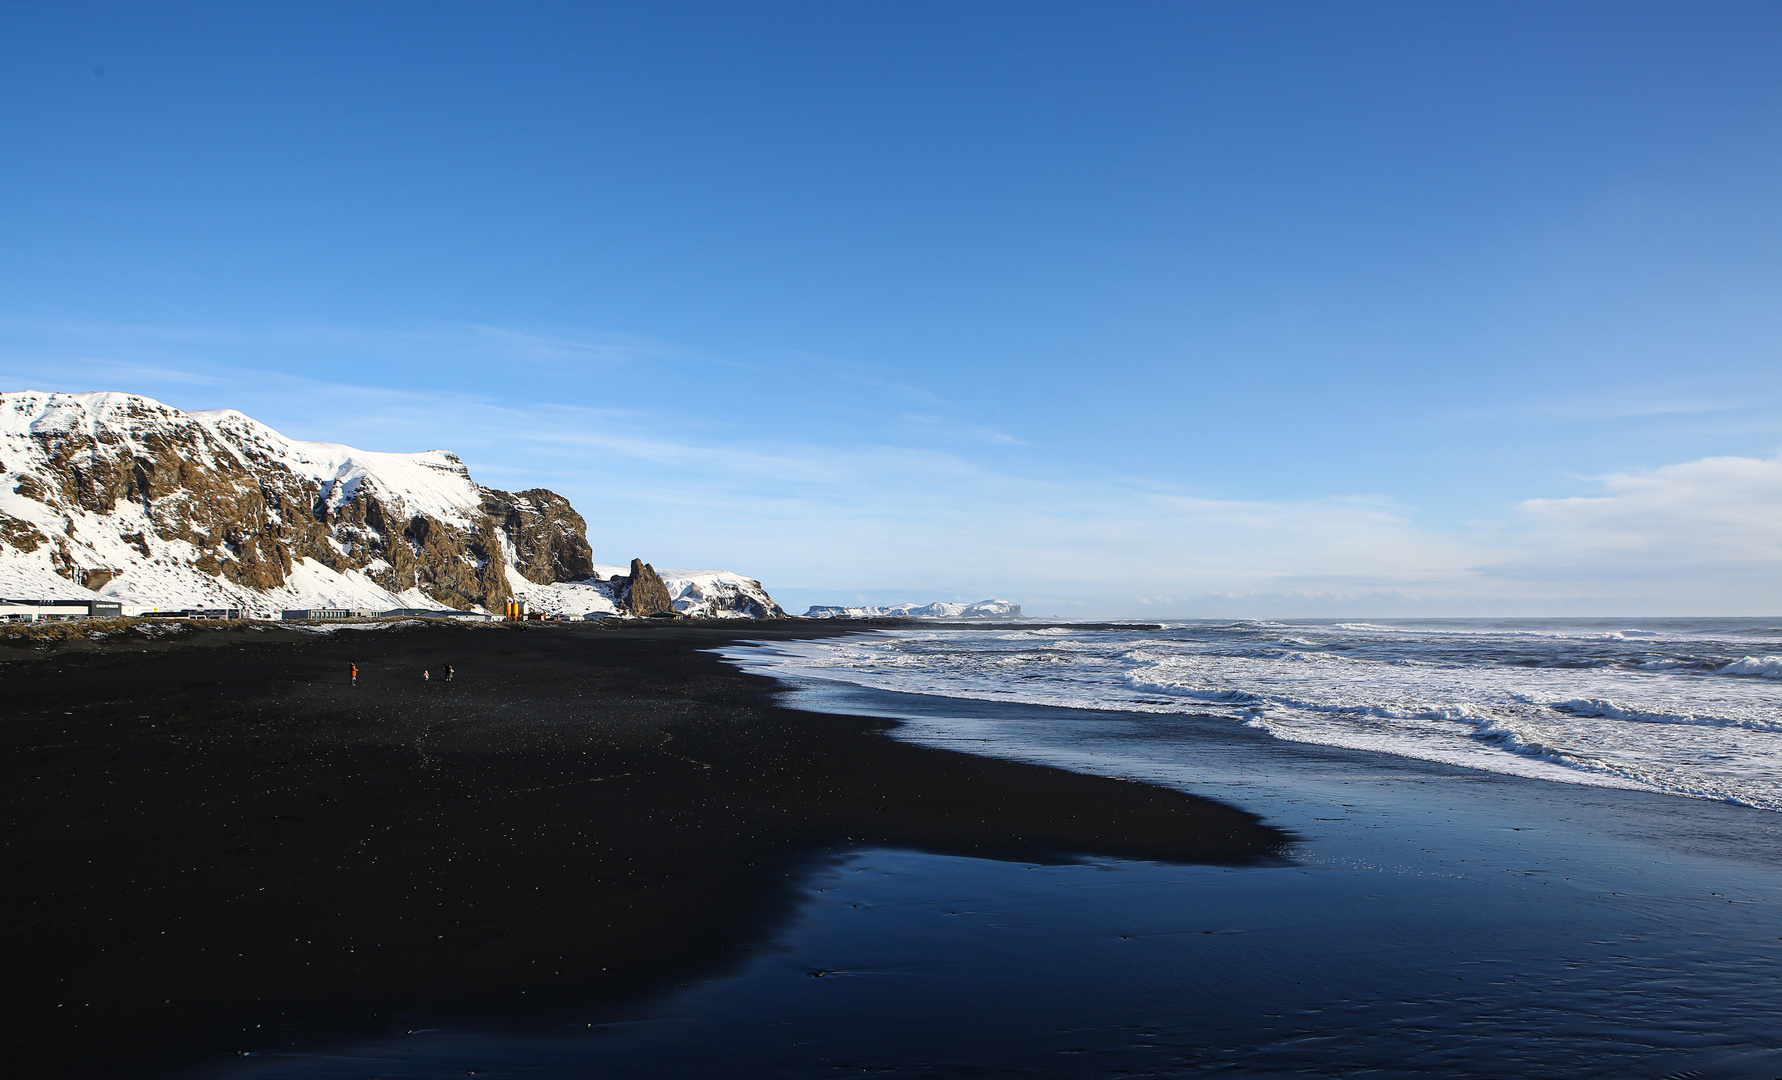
<box><xmin>621</xmin><ymin>558</ymin><xmax>677</xmax><ymax>617</ymax></box>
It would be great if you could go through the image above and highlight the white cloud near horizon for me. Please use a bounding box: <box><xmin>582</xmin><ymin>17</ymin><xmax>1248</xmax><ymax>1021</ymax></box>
<box><xmin>1517</xmin><ymin>455</ymin><xmax>1782</xmax><ymax>564</ymax></box>
<box><xmin>4</xmin><ymin>324</ymin><xmax>1780</xmax><ymax>617</ymax></box>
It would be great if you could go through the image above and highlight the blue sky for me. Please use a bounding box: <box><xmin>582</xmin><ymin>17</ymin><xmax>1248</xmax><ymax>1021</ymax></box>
<box><xmin>4</xmin><ymin>1</ymin><xmax>1780</xmax><ymax>616</ymax></box>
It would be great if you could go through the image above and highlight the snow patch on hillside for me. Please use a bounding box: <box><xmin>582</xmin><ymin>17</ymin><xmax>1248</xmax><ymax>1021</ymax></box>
<box><xmin>512</xmin><ymin>564</ymin><xmax>783</xmax><ymax>619</ymax></box>
<box><xmin>657</xmin><ymin>568</ymin><xmax>783</xmax><ymax>619</ymax></box>
<box><xmin>191</xmin><ymin>409</ymin><xmax>484</xmax><ymax>527</ymax></box>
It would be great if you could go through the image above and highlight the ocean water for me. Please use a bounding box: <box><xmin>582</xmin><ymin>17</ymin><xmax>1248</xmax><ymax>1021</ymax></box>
<box><xmin>725</xmin><ymin>618</ymin><xmax>1782</xmax><ymax>811</ymax></box>
<box><xmin>211</xmin><ymin>619</ymin><xmax>1782</xmax><ymax>1079</ymax></box>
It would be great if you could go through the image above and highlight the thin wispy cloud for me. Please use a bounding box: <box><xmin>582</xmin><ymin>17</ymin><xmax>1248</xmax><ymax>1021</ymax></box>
<box><xmin>1443</xmin><ymin>394</ymin><xmax>1750</xmax><ymax>425</ymax></box>
<box><xmin>895</xmin><ymin>413</ymin><xmax>1027</xmax><ymax>446</ymax></box>
<box><xmin>769</xmin><ymin>348</ymin><xmax>952</xmax><ymax>409</ymax></box>
<box><xmin>6</xmin><ymin>318</ymin><xmax>1781</xmax><ymax>616</ymax></box>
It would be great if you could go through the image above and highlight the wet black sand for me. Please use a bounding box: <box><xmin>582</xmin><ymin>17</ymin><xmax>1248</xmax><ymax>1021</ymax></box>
<box><xmin>0</xmin><ymin>620</ymin><xmax>1283</xmax><ymax>1078</ymax></box>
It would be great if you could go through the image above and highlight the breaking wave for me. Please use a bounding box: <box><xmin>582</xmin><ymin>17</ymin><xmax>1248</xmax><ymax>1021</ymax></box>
<box><xmin>1721</xmin><ymin>656</ymin><xmax>1782</xmax><ymax>678</ymax></box>
<box><xmin>727</xmin><ymin>617</ymin><xmax>1782</xmax><ymax>812</ymax></box>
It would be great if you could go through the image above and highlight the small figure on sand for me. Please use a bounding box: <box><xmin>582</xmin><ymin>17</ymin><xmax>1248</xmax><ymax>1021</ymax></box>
<box><xmin>350</xmin><ymin>663</ymin><xmax>357</xmax><ymax>686</ymax></box>
<box><xmin>445</xmin><ymin>664</ymin><xmax>454</xmax><ymax>681</ymax></box>
<box><xmin>423</xmin><ymin>669</ymin><xmax>430</xmax><ymax>681</ymax></box>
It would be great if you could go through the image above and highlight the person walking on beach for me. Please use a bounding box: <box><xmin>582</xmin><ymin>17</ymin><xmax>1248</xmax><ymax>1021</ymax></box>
<box><xmin>445</xmin><ymin>664</ymin><xmax>454</xmax><ymax>681</ymax></box>
<box><xmin>350</xmin><ymin>663</ymin><xmax>357</xmax><ymax>686</ymax></box>
<box><xmin>423</xmin><ymin>669</ymin><xmax>430</xmax><ymax>681</ymax></box>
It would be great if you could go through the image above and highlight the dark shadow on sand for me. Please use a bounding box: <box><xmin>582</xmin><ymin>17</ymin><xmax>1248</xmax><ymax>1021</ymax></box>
<box><xmin>1</xmin><ymin>621</ymin><xmax>1287</xmax><ymax>1078</ymax></box>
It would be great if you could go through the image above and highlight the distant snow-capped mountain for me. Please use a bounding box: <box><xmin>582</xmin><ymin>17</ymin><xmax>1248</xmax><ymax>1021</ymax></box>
<box><xmin>0</xmin><ymin>391</ymin><xmax>783</xmax><ymax>619</ymax></box>
<box><xmin>802</xmin><ymin>598</ymin><xmax>1022</xmax><ymax>619</ymax></box>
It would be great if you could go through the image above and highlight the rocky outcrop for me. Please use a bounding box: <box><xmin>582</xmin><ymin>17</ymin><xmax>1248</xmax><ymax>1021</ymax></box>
<box><xmin>0</xmin><ymin>511</ymin><xmax>45</xmax><ymax>553</ymax></box>
<box><xmin>482</xmin><ymin>488</ymin><xmax>594</xmax><ymax>585</ymax></box>
<box><xmin>620</xmin><ymin>558</ymin><xmax>677</xmax><ymax>617</ymax></box>
<box><xmin>0</xmin><ymin>392</ymin><xmax>779</xmax><ymax>619</ymax></box>
<box><xmin>500</xmin><ymin>564</ymin><xmax>786</xmax><ymax>620</ymax></box>
<box><xmin>658</xmin><ymin>569</ymin><xmax>786</xmax><ymax>618</ymax></box>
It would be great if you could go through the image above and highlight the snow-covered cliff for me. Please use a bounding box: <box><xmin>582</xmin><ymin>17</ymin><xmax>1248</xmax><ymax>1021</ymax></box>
<box><xmin>514</xmin><ymin>564</ymin><xmax>784</xmax><ymax>620</ymax></box>
<box><xmin>0</xmin><ymin>391</ymin><xmax>782</xmax><ymax>619</ymax></box>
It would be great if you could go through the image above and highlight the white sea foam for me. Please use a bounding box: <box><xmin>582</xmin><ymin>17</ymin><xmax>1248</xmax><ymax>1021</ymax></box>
<box><xmin>1722</xmin><ymin>656</ymin><xmax>1782</xmax><ymax>678</ymax></box>
<box><xmin>727</xmin><ymin>618</ymin><xmax>1782</xmax><ymax>812</ymax></box>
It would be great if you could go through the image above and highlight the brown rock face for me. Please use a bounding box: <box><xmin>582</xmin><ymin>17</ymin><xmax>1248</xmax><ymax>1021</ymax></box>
<box><xmin>9</xmin><ymin>397</ymin><xmax>331</xmax><ymax>592</ymax></box>
<box><xmin>621</xmin><ymin>558</ymin><xmax>677</xmax><ymax>617</ymax></box>
<box><xmin>482</xmin><ymin>488</ymin><xmax>594</xmax><ymax>585</ymax></box>
<box><xmin>0</xmin><ymin>513</ymin><xmax>46</xmax><ymax>553</ymax></box>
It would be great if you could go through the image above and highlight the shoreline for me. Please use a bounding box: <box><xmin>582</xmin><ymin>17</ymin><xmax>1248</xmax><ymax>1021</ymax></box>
<box><xmin>727</xmin><ymin>617</ymin><xmax>1782</xmax><ymax>815</ymax></box>
<box><xmin>17</xmin><ymin>618</ymin><xmax>1782</xmax><ymax>1078</ymax></box>
<box><xmin>204</xmin><ymin>658</ymin><xmax>1782</xmax><ymax>1078</ymax></box>
<box><xmin>3</xmin><ymin>620</ymin><xmax>1279</xmax><ymax>1078</ymax></box>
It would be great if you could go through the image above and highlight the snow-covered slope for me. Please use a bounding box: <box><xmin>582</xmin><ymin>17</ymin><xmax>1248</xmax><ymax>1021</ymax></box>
<box><xmin>656</xmin><ymin>568</ymin><xmax>784</xmax><ymax>619</ymax></box>
<box><xmin>802</xmin><ymin>598</ymin><xmax>1022</xmax><ymax>619</ymax></box>
<box><xmin>193</xmin><ymin>408</ymin><xmax>485</xmax><ymax>527</ymax></box>
<box><xmin>515</xmin><ymin>565</ymin><xmax>784</xmax><ymax>620</ymax></box>
<box><xmin>0</xmin><ymin>391</ymin><xmax>783</xmax><ymax>618</ymax></box>
<box><xmin>0</xmin><ymin>392</ymin><xmax>447</xmax><ymax>612</ymax></box>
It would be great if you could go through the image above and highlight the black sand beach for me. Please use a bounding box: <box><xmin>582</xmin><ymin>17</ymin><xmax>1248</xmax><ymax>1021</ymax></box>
<box><xmin>14</xmin><ymin>619</ymin><xmax>1782</xmax><ymax>1079</ymax></box>
<box><xmin>1</xmin><ymin>620</ymin><xmax>1282</xmax><ymax>1078</ymax></box>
